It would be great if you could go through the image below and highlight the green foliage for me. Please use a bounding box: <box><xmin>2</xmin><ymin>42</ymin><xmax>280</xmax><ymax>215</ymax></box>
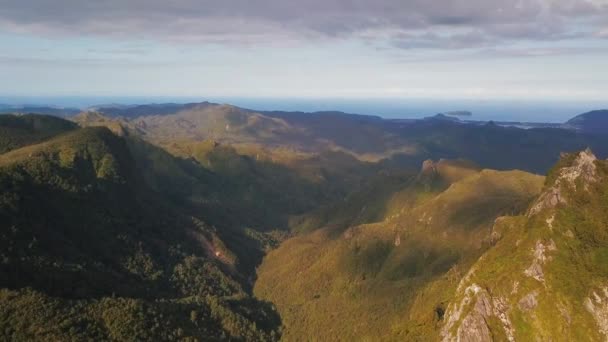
<box><xmin>0</xmin><ymin>114</ymin><xmax>77</xmax><ymax>154</ymax></box>
<box><xmin>255</xmin><ymin>168</ymin><xmax>543</xmax><ymax>340</ymax></box>
<box><xmin>6</xmin><ymin>110</ymin><xmax>608</xmax><ymax>341</ymax></box>
<box><xmin>0</xmin><ymin>119</ymin><xmax>281</xmax><ymax>341</ymax></box>
<box><xmin>437</xmin><ymin>152</ymin><xmax>608</xmax><ymax>341</ymax></box>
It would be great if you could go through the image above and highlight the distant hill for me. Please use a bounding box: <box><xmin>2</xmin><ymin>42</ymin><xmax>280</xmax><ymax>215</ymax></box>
<box><xmin>424</xmin><ymin>113</ymin><xmax>462</xmax><ymax>121</ymax></box>
<box><xmin>91</xmin><ymin>102</ymin><xmax>217</xmax><ymax>118</ymax></box>
<box><xmin>441</xmin><ymin>110</ymin><xmax>472</xmax><ymax>117</ymax></box>
<box><xmin>76</xmin><ymin>103</ymin><xmax>608</xmax><ymax>174</ymax></box>
<box><xmin>0</xmin><ymin>104</ymin><xmax>80</xmax><ymax>116</ymax></box>
<box><xmin>0</xmin><ymin>114</ymin><xmax>78</xmax><ymax>154</ymax></box>
<box><xmin>566</xmin><ymin>109</ymin><xmax>608</xmax><ymax>134</ymax></box>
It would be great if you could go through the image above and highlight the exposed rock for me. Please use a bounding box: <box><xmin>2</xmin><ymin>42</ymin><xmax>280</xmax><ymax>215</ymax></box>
<box><xmin>585</xmin><ymin>287</ymin><xmax>608</xmax><ymax>337</ymax></box>
<box><xmin>492</xmin><ymin>297</ymin><xmax>514</xmax><ymax>341</ymax></box>
<box><xmin>546</xmin><ymin>214</ymin><xmax>555</xmax><ymax>230</ymax></box>
<box><xmin>456</xmin><ymin>298</ymin><xmax>493</xmax><ymax>342</ymax></box>
<box><xmin>529</xmin><ymin>149</ymin><xmax>597</xmax><ymax>216</ymax></box>
<box><xmin>421</xmin><ymin>159</ymin><xmax>437</xmax><ymax>174</ymax></box>
<box><xmin>489</xmin><ymin>230</ymin><xmax>502</xmax><ymax>245</ymax></box>
<box><xmin>442</xmin><ymin>283</ymin><xmax>514</xmax><ymax>342</ymax></box>
<box><xmin>528</xmin><ymin>188</ymin><xmax>565</xmax><ymax>216</ymax></box>
<box><xmin>558</xmin><ymin>301</ymin><xmax>572</xmax><ymax>325</ymax></box>
<box><xmin>518</xmin><ymin>291</ymin><xmax>539</xmax><ymax>311</ymax></box>
<box><xmin>489</xmin><ymin>216</ymin><xmax>507</xmax><ymax>244</ymax></box>
<box><xmin>511</xmin><ymin>281</ymin><xmax>520</xmax><ymax>295</ymax></box>
<box><xmin>524</xmin><ymin>239</ymin><xmax>557</xmax><ymax>283</ymax></box>
<box><xmin>442</xmin><ymin>283</ymin><xmax>482</xmax><ymax>340</ymax></box>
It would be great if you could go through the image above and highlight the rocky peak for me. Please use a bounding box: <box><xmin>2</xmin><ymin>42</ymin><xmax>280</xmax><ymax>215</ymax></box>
<box><xmin>528</xmin><ymin>149</ymin><xmax>597</xmax><ymax>216</ymax></box>
<box><xmin>559</xmin><ymin>148</ymin><xmax>597</xmax><ymax>185</ymax></box>
<box><xmin>421</xmin><ymin>159</ymin><xmax>438</xmax><ymax>174</ymax></box>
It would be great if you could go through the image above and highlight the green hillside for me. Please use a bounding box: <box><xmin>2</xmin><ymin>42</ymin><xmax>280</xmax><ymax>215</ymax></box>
<box><xmin>0</xmin><ymin>114</ymin><xmax>78</xmax><ymax>154</ymax></box>
<box><xmin>254</xmin><ymin>164</ymin><xmax>544</xmax><ymax>340</ymax></box>
<box><xmin>0</xmin><ymin>123</ymin><xmax>281</xmax><ymax>341</ymax></box>
<box><xmin>442</xmin><ymin>149</ymin><xmax>608</xmax><ymax>341</ymax></box>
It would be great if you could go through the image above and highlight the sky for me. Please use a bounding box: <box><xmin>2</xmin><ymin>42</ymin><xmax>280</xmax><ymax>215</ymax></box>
<box><xmin>0</xmin><ymin>0</ymin><xmax>607</xmax><ymax>101</ymax></box>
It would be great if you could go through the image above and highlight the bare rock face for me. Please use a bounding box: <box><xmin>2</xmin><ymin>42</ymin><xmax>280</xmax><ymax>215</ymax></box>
<box><xmin>528</xmin><ymin>149</ymin><xmax>597</xmax><ymax>216</ymax></box>
<box><xmin>442</xmin><ymin>283</ymin><xmax>514</xmax><ymax>342</ymax></box>
<box><xmin>457</xmin><ymin>292</ymin><xmax>493</xmax><ymax>342</ymax></box>
<box><xmin>585</xmin><ymin>287</ymin><xmax>608</xmax><ymax>338</ymax></box>
<box><xmin>524</xmin><ymin>239</ymin><xmax>557</xmax><ymax>283</ymax></box>
<box><xmin>442</xmin><ymin>284</ymin><xmax>489</xmax><ymax>342</ymax></box>
<box><xmin>528</xmin><ymin>187</ymin><xmax>565</xmax><ymax>216</ymax></box>
<box><xmin>518</xmin><ymin>291</ymin><xmax>539</xmax><ymax>312</ymax></box>
<box><xmin>421</xmin><ymin>159</ymin><xmax>437</xmax><ymax>174</ymax></box>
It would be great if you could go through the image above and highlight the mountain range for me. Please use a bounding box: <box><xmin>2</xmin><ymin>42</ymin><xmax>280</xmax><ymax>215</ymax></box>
<box><xmin>1</xmin><ymin>102</ymin><xmax>608</xmax><ymax>341</ymax></box>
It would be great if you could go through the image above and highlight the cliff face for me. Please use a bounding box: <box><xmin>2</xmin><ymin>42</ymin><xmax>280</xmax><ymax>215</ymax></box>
<box><xmin>442</xmin><ymin>149</ymin><xmax>608</xmax><ymax>341</ymax></box>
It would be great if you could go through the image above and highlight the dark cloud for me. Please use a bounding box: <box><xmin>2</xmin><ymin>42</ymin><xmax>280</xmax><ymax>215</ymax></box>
<box><xmin>0</xmin><ymin>0</ymin><xmax>606</xmax><ymax>49</ymax></box>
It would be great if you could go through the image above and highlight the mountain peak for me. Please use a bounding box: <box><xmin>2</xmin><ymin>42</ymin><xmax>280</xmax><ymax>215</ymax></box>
<box><xmin>528</xmin><ymin>148</ymin><xmax>597</xmax><ymax>216</ymax></box>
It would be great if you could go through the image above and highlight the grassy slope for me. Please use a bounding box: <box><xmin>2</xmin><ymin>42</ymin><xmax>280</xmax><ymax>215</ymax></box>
<box><xmin>254</xmin><ymin>165</ymin><xmax>543</xmax><ymax>341</ymax></box>
<box><xmin>442</xmin><ymin>151</ymin><xmax>608</xmax><ymax>341</ymax></box>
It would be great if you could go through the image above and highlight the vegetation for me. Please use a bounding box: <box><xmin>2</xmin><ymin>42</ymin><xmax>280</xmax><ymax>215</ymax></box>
<box><xmin>441</xmin><ymin>150</ymin><xmax>608</xmax><ymax>341</ymax></box>
<box><xmin>0</xmin><ymin>119</ymin><xmax>281</xmax><ymax>340</ymax></box>
<box><xmin>4</xmin><ymin>107</ymin><xmax>608</xmax><ymax>341</ymax></box>
<box><xmin>255</xmin><ymin>165</ymin><xmax>544</xmax><ymax>340</ymax></box>
<box><xmin>91</xmin><ymin>103</ymin><xmax>608</xmax><ymax>173</ymax></box>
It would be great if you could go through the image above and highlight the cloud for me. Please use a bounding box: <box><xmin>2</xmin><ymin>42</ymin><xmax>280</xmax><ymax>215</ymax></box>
<box><xmin>0</xmin><ymin>0</ymin><xmax>607</xmax><ymax>49</ymax></box>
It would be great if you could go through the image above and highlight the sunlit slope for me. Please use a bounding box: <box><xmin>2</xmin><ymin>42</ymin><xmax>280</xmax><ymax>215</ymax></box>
<box><xmin>254</xmin><ymin>163</ymin><xmax>543</xmax><ymax>340</ymax></box>
<box><xmin>289</xmin><ymin>158</ymin><xmax>481</xmax><ymax>234</ymax></box>
<box><xmin>443</xmin><ymin>149</ymin><xmax>608</xmax><ymax>341</ymax></box>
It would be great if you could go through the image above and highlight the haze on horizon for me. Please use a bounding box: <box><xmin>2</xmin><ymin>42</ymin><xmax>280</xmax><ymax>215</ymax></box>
<box><xmin>1</xmin><ymin>0</ymin><xmax>607</xmax><ymax>103</ymax></box>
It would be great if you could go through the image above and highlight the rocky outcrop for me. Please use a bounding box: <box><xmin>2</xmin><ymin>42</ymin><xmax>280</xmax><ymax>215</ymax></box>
<box><xmin>442</xmin><ymin>283</ymin><xmax>514</xmax><ymax>342</ymax></box>
<box><xmin>528</xmin><ymin>149</ymin><xmax>597</xmax><ymax>216</ymax></box>
<box><xmin>457</xmin><ymin>291</ymin><xmax>493</xmax><ymax>342</ymax></box>
<box><xmin>524</xmin><ymin>239</ymin><xmax>557</xmax><ymax>283</ymax></box>
<box><xmin>442</xmin><ymin>149</ymin><xmax>608</xmax><ymax>340</ymax></box>
<box><xmin>518</xmin><ymin>291</ymin><xmax>539</xmax><ymax>312</ymax></box>
<box><xmin>585</xmin><ymin>287</ymin><xmax>608</xmax><ymax>338</ymax></box>
<box><xmin>421</xmin><ymin>159</ymin><xmax>438</xmax><ymax>174</ymax></box>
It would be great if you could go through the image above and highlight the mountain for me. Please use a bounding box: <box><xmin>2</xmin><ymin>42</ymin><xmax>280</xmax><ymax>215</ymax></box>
<box><xmin>255</xmin><ymin>161</ymin><xmax>544</xmax><ymax>340</ymax></box>
<box><xmin>0</xmin><ymin>114</ymin><xmax>78</xmax><ymax>154</ymax></box>
<box><xmin>566</xmin><ymin>109</ymin><xmax>608</xmax><ymax>135</ymax></box>
<box><xmin>424</xmin><ymin>113</ymin><xmax>462</xmax><ymax>122</ymax></box>
<box><xmin>90</xmin><ymin>102</ymin><xmax>217</xmax><ymax>118</ymax></box>
<box><xmin>83</xmin><ymin>103</ymin><xmax>608</xmax><ymax>173</ymax></box>
<box><xmin>0</xmin><ymin>116</ymin><xmax>283</xmax><ymax>341</ymax></box>
<box><xmin>5</xmin><ymin>104</ymin><xmax>608</xmax><ymax>340</ymax></box>
<box><xmin>442</xmin><ymin>149</ymin><xmax>608</xmax><ymax>341</ymax></box>
<box><xmin>0</xmin><ymin>104</ymin><xmax>81</xmax><ymax>116</ymax></box>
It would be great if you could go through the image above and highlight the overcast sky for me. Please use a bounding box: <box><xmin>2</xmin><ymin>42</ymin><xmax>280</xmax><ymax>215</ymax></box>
<box><xmin>1</xmin><ymin>0</ymin><xmax>607</xmax><ymax>100</ymax></box>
